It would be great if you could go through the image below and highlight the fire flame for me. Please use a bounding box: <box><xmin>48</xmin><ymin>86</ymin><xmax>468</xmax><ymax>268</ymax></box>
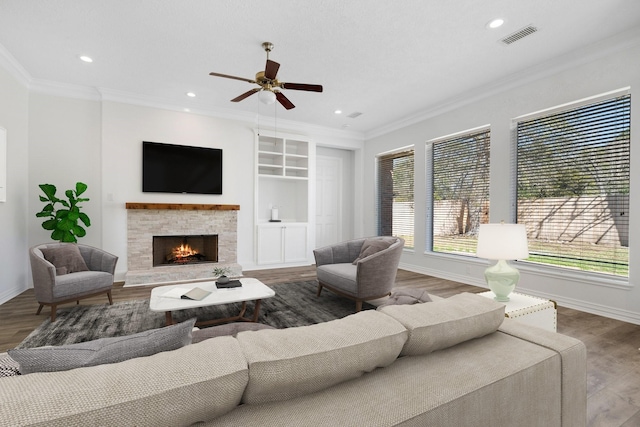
<box><xmin>172</xmin><ymin>243</ymin><xmax>198</xmax><ymax>259</ymax></box>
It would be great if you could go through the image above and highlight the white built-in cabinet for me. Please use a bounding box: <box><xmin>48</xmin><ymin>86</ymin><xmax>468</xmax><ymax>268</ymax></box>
<box><xmin>256</xmin><ymin>223</ymin><xmax>308</xmax><ymax>264</ymax></box>
<box><xmin>255</xmin><ymin>130</ymin><xmax>313</xmax><ymax>266</ymax></box>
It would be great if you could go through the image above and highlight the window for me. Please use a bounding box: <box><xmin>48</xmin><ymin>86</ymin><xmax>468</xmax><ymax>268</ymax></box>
<box><xmin>429</xmin><ymin>128</ymin><xmax>490</xmax><ymax>255</ymax></box>
<box><xmin>515</xmin><ymin>94</ymin><xmax>630</xmax><ymax>276</ymax></box>
<box><xmin>377</xmin><ymin>148</ymin><xmax>414</xmax><ymax>248</ymax></box>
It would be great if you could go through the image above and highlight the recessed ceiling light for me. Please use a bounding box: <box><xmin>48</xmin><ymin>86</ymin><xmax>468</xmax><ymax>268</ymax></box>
<box><xmin>334</xmin><ymin>110</ymin><xmax>342</xmax><ymax>115</ymax></box>
<box><xmin>79</xmin><ymin>55</ymin><xmax>93</xmax><ymax>63</ymax></box>
<box><xmin>184</xmin><ymin>108</ymin><xmax>191</xmax><ymax>112</ymax></box>
<box><xmin>186</xmin><ymin>92</ymin><xmax>196</xmax><ymax>97</ymax></box>
<box><xmin>487</xmin><ymin>18</ymin><xmax>505</xmax><ymax>29</ymax></box>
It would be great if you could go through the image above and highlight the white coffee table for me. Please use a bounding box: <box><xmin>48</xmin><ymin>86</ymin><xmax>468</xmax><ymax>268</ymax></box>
<box><xmin>149</xmin><ymin>278</ymin><xmax>275</xmax><ymax>327</ymax></box>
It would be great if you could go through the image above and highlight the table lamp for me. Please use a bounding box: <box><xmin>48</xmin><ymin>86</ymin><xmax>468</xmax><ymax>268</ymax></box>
<box><xmin>476</xmin><ymin>222</ymin><xmax>529</xmax><ymax>302</ymax></box>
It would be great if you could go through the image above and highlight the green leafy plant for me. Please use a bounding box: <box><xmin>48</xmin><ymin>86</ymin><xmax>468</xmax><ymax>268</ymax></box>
<box><xmin>36</xmin><ymin>182</ymin><xmax>91</xmax><ymax>243</ymax></box>
<box><xmin>213</xmin><ymin>266</ymin><xmax>232</xmax><ymax>277</ymax></box>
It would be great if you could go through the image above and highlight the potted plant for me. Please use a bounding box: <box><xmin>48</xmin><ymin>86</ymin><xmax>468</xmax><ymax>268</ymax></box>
<box><xmin>36</xmin><ymin>182</ymin><xmax>91</xmax><ymax>243</ymax></box>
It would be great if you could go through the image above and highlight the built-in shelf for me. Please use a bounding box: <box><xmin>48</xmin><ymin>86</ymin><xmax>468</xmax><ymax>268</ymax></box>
<box><xmin>257</xmin><ymin>135</ymin><xmax>309</xmax><ymax>179</ymax></box>
<box><xmin>255</xmin><ymin>131</ymin><xmax>312</xmax><ymax>266</ymax></box>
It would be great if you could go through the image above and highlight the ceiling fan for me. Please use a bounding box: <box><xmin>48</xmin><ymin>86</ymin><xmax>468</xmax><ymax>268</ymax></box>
<box><xmin>209</xmin><ymin>42</ymin><xmax>323</xmax><ymax>110</ymax></box>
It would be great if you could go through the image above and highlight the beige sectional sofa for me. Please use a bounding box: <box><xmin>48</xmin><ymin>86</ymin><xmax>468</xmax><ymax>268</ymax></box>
<box><xmin>0</xmin><ymin>292</ymin><xmax>586</xmax><ymax>427</ymax></box>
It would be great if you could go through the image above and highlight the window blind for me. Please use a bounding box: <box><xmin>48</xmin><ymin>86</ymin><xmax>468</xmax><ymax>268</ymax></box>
<box><xmin>515</xmin><ymin>94</ymin><xmax>630</xmax><ymax>276</ymax></box>
<box><xmin>430</xmin><ymin>129</ymin><xmax>490</xmax><ymax>255</ymax></box>
<box><xmin>377</xmin><ymin>149</ymin><xmax>414</xmax><ymax>248</ymax></box>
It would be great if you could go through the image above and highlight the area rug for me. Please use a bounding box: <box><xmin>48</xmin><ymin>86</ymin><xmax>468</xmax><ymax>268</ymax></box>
<box><xmin>17</xmin><ymin>280</ymin><xmax>373</xmax><ymax>349</ymax></box>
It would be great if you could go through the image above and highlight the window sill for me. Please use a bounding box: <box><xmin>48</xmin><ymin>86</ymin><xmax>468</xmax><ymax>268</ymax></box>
<box><xmin>419</xmin><ymin>251</ymin><xmax>631</xmax><ymax>290</ymax></box>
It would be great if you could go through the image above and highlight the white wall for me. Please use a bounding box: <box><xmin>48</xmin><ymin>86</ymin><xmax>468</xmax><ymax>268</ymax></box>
<box><xmin>101</xmin><ymin>102</ymin><xmax>257</xmax><ymax>278</ymax></box>
<box><xmin>0</xmin><ymin>66</ymin><xmax>29</xmax><ymax>302</ymax></box>
<box><xmin>364</xmin><ymin>43</ymin><xmax>640</xmax><ymax>324</ymax></box>
<box><xmin>27</xmin><ymin>93</ymin><xmax>103</xmax><ymax>249</ymax></box>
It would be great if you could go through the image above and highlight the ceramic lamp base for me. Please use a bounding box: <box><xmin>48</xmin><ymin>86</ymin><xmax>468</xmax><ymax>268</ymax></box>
<box><xmin>484</xmin><ymin>259</ymin><xmax>520</xmax><ymax>302</ymax></box>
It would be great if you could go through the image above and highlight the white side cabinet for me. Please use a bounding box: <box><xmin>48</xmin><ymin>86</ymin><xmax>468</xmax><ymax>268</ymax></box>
<box><xmin>257</xmin><ymin>223</ymin><xmax>308</xmax><ymax>265</ymax></box>
<box><xmin>478</xmin><ymin>291</ymin><xmax>557</xmax><ymax>332</ymax></box>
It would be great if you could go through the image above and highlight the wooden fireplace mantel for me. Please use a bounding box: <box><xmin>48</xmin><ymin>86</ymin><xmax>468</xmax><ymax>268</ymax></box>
<box><xmin>125</xmin><ymin>203</ymin><xmax>240</xmax><ymax>211</ymax></box>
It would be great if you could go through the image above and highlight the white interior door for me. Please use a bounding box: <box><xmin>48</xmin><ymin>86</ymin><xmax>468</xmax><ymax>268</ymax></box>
<box><xmin>316</xmin><ymin>155</ymin><xmax>342</xmax><ymax>248</ymax></box>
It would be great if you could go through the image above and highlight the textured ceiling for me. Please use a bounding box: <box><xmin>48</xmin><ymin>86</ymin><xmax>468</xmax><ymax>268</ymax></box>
<box><xmin>0</xmin><ymin>0</ymin><xmax>638</xmax><ymax>136</ymax></box>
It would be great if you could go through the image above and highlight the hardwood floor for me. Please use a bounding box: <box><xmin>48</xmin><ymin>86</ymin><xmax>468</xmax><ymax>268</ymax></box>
<box><xmin>1</xmin><ymin>266</ymin><xmax>639</xmax><ymax>426</ymax></box>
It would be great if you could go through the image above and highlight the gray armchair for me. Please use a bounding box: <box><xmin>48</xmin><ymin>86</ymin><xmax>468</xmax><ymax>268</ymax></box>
<box><xmin>314</xmin><ymin>236</ymin><xmax>404</xmax><ymax>312</ymax></box>
<box><xmin>29</xmin><ymin>243</ymin><xmax>118</xmax><ymax>322</ymax></box>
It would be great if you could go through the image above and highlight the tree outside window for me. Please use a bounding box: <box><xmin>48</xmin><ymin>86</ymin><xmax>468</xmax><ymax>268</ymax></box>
<box><xmin>377</xmin><ymin>149</ymin><xmax>414</xmax><ymax>248</ymax></box>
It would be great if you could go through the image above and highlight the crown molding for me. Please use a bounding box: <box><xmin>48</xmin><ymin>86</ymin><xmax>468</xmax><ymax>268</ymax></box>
<box><xmin>97</xmin><ymin>88</ymin><xmax>364</xmax><ymax>142</ymax></box>
<box><xmin>30</xmin><ymin>79</ymin><xmax>102</xmax><ymax>101</ymax></box>
<box><xmin>365</xmin><ymin>27</ymin><xmax>640</xmax><ymax>140</ymax></box>
<box><xmin>0</xmin><ymin>40</ymin><xmax>363</xmax><ymax>144</ymax></box>
<box><xmin>0</xmin><ymin>42</ymin><xmax>31</xmax><ymax>87</ymax></box>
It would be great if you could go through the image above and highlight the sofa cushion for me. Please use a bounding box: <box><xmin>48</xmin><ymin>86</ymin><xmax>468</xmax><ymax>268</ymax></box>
<box><xmin>208</xmin><ymin>330</ymin><xmax>565</xmax><ymax>427</ymax></box>
<box><xmin>352</xmin><ymin>236</ymin><xmax>396</xmax><ymax>264</ymax></box>
<box><xmin>237</xmin><ymin>309</ymin><xmax>408</xmax><ymax>404</ymax></box>
<box><xmin>40</xmin><ymin>244</ymin><xmax>89</xmax><ymax>275</ymax></box>
<box><xmin>0</xmin><ymin>337</ymin><xmax>249</xmax><ymax>426</ymax></box>
<box><xmin>379</xmin><ymin>292</ymin><xmax>505</xmax><ymax>356</ymax></box>
<box><xmin>9</xmin><ymin>318</ymin><xmax>196</xmax><ymax>374</ymax></box>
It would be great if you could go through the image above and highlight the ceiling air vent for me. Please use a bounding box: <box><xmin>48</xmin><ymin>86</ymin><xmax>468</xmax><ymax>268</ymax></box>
<box><xmin>500</xmin><ymin>25</ymin><xmax>538</xmax><ymax>45</ymax></box>
<box><xmin>347</xmin><ymin>112</ymin><xmax>363</xmax><ymax>119</ymax></box>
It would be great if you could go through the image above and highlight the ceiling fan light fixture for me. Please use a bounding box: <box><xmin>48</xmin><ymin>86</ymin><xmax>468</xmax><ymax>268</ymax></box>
<box><xmin>259</xmin><ymin>89</ymin><xmax>277</xmax><ymax>105</ymax></box>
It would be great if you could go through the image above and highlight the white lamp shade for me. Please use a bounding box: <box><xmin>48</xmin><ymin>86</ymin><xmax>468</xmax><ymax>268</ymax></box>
<box><xmin>258</xmin><ymin>89</ymin><xmax>276</xmax><ymax>105</ymax></box>
<box><xmin>476</xmin><ymin>223</ymin><xmax>529</xmax><ymax>260</ymax></box>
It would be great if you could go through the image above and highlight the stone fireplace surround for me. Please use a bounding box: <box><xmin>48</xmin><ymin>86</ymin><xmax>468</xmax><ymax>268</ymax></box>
<box><xmin>125</xmin><ymin>203</ymin><xmax>242</xmax><ymax>286</ymax></box>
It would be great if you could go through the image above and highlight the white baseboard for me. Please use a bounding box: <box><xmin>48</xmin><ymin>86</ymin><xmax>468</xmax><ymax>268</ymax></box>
<box><xmin>515</xmin><ymin>287</ymin><xmax>640</xmax><ymax>326</ymax></box>
<box><xmin>242</xmin><ymin>261</ymin><xmax>313</xmax><ymax>272</ymax></box>
<box><xmin>0</xmin><ymin>283</ymin><xmax>29</xmax><ymax>306</ymax></box>
<box><xmin>398</xmin><ymin>262</ymin><xmax>487</xmax><ymax>288</ymax></box>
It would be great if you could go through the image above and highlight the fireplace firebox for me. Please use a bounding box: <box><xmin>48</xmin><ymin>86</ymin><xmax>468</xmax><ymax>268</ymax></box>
<box><xmin>153</xmin><ymin>235</ymin><xmax>218</xmax><ymax>267</ymax></box>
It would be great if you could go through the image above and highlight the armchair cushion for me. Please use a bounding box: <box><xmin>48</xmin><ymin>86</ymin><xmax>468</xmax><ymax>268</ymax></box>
<box><xmin>9</xmin><ymin>318</ymin><xmax>196</xmax><ymax>374</ymax></box>
<box><xmin>40</xmin><ymin>245</ymin><xmax>89</xmax><ymax>275</ymax></box>
<box><xmin>352</xmin><ymin>236</ymin><xmax>396</xmax><ymax>264</ymax></box>
<box><xmin>316</xmin><ymin>263</ymin><xmax>357</xmax><ymax>293</ymax></box>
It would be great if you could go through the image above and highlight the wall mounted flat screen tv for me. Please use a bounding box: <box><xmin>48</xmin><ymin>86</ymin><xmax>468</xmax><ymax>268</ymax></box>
<box><xmin>142</xmin><ymin>141</ymin><xmax>223</xmax><ymax>195</ymax></box>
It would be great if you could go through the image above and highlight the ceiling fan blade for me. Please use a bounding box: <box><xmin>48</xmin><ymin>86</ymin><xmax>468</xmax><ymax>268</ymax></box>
<box><xmin>281</xmin><ymin>82</ymin><xmax>323</xmax><ymax>92</ymax></box>
<box><xmin>209</xmin><ymin>72</ymin><xmax>255</xmax><ymax>84</ymax></box>
<box><xmin>275</xmin><ymin>92</ymin><xmax>295</xmax><ymax>110</ymax></box>
<box><xmin>264</xmin><ymin>60</ymin><xmax>280</xmax><ymax>80</ymax></box>
<box><xmin>231</xmin><ymin>88</ymin><xmax>260</xmax><ymax>102</ymax></box>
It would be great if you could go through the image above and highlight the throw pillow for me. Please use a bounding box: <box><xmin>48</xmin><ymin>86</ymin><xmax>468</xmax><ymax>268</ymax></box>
<box><xmin>377</xmin><ymin>289</ymin><xmax>432</xmax><ymax>308</ymax></box>
<box><xmin>192</xmin><ymin>322</ymin><xmax>275</xmax><ymax>343</ymax></box>
<box><xmin>0</xmin><ymin>353</ymin><xmax>21</xmax><ymax>377</ymax></box>
<box><xmin>40</xmin><ymin>245</ymin><xmax>89</xmax><ymax>275</ymax></box>
<box><xmin>9</xmin><ymin>318</ymin><xmax>196</xmax><ymax>374</ymax></box>
<box><xmin>352</xmin><ymin>236</ymin><xmax>396</xmax><ymax>264</ymax></box>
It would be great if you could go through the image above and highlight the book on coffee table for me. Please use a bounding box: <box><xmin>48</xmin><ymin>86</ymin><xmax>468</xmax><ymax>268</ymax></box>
<box><xmin>162</xmin><ymin>287</ymin><xmax>211</xmax><ymax>301</ymax></box>
<box><xmin>216</xmin><ymin>280</ymin><xmax>242</xmax><ymax>289</ymax></box>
